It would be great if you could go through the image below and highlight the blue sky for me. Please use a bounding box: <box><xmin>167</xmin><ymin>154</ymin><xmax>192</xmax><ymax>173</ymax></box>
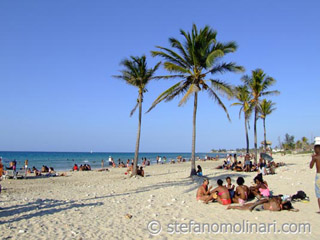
<box><xmin>0</xmin><ymin>0</ymin><xmax>319</xmax><ymax>152</ymax></box>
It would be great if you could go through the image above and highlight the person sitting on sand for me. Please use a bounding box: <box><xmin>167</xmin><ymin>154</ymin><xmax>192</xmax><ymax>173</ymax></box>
<box><xmin>196</xmin><ymin>165</ymin><xmax>203</xmax><ymax>176</ymax></box>
<box><xmin>32</xmin><ymin>166</ymin><xmax>41</xmax><ymax>176</ymax></box>
<box><xmin>41</xmin><ymin>165</ymin><xmax>49</xmax><ymax>173</ymax></box>
<box><xmin>233</xmin><ymin>177</ymin><xmax>250</xmax><ymax>204</ymax></box>
<box><xmin>73</xmin><ymin>164</ymin><xmax>79</xmax><ymax>171</ymax></box>
<box><xmin>49</xmin><ymin>167</ymin><xmax>55</xmax><ymax>173</ymax></box>
<box><xmin>79</xmin><ymin>165</ymin><xmax>84</xmax><ymax>171</ymax></box>
<box><xmin>210</xmin><ymin>179</ymin><xmax>232</xmax><ymax>205</ymax></box>
<box><xmin>87</xmin><ymin>164</ymin><xmax>91</xmax><ymax>171</ymax></box>
<box><xmin>310</xmin><ymin>138</ymin><xmax>320</xmax><ymax>213</ymax></box>
<box><xmin>250</xmin><ymin>174</ymin><xmax>270</xmax><ymax>199</ymax></box>
<box><xmin>235</xmin><ymin>161</ymin><xmax>243</xmax><ymax>172</ymax></box>
<box><xmin>227</xmin><ymin>196</ymin><xmax>298</xmax><ymax>212</ymax></box>
<box><xmin>196</xmin><ymin>178</ymin><xmax>213</xmax><ymax>202</ymax></box>
<box><xmin>137</xmin><ymin>166</ymin><xmax>144</xmax><ymax>177</ymax></box>
<box><xmin>258</xmin><ymin>157</ymin><xmax>267</xmax><ymax>175</ymax></box>
<box><xmin>127</xmin><ymin>163</ymin><xmax>133</xmax><ymax>175</ymax></box>
<box><xmin>226</xmin><ymin>177</ymin><xmax>235</xmax><ymax>199</ymax></box>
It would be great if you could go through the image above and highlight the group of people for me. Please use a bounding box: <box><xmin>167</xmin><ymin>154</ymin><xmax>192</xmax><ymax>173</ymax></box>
<box><xmin>216</xmin><ymin>153</ymin><xmax>284</xmax><ymax>175</ymax></box>
<box><xmin>126</xmin><ymin>163</ymin><xmax>145</xmax><ymax>177</ymax></box>
<box><xmin>195</xmin><ymin>173</ymin><xmax>297</xmax><ymax>212</ymax></box>
<box><xmin>72</xmin><ymin>164</ymin><xmax>91</xmax><ymax>171</ymax></box>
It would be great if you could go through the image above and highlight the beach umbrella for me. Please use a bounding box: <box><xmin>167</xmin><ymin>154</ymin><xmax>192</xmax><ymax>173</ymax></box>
<box><xmin>261</xmin><ymin>153</ymin><xmax>273</xmax><ymax>162</ymax></box>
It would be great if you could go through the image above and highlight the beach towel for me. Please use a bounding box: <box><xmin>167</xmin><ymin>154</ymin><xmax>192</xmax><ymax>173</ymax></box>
<box><xmin>315</xmin><ymin>174</ymin><xmax>320</xmax><ymax>198</ymax></box>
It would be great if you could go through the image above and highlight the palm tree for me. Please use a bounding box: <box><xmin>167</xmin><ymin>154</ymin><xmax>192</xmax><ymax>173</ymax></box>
<box><xmin>259</xmin><ymin>99</ymin><xmax>276</xmax><ymax>150</ymax></box>
<box><xmin>296</xmin><ymin>140</ymin><xmax>302</xmax><ymax>150</ymax></box>
<box><xmin>302</xmin><ymin>136</ymin><xmax>309</xmax><ymax>150</ymax></box>
<box><xmin>242</xmin><ymin>69</ymin><xmax>279</xmax><ymax>163</ymax></box>
<box><xmin>231</xmin><ymin>85</ymin><xmax>253</xmax><ymax>154</ymax></box>
<box><xmin>147</xmin><ymin>24</ymin><xmax>244</xmax><ymax>176</ymax></box>
<box><xmin>113</xmin><ymin>55</ymin><xmax>161</xmax><ymax>176</ymax></box>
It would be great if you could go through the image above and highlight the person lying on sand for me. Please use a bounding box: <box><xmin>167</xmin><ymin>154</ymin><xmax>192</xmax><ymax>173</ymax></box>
<box><xmin>196</xmin><ymin>178</ymin><xmax>213</xmax><ymax>202</ymax></box>
<box><xmin>310</xmin><ymin>139</ymin><xmax>320</xmax><ymax>213</ymax></box>
<box><xmin>250</xmin><ymin>174</ymin><xmax>270</xmax><ymax>199</ymax></box>
<box><xmin>97</xmin><ymin>168</ymin><xmax>109</xmax><ymax>172</ymax></box>
<box><xmin>209</xmin><ymin>179</ymin><xmax>232</xmax><ymax>205</ymax></box>
<box><xmin>233</xmin><ymin>177</ymin><xmax>250</xmax><ymax>204</ymax></box>
<box><xmin>227</xmin><ymin>196</ymin><xmax>298</xmax><ymax>212</ymax></box>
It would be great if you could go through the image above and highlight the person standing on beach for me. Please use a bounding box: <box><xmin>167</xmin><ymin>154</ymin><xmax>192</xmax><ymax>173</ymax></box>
<box><xmin>101</xmin><ymin>159</ymin><xmax>104</xmax><ymax>168</ymax></box>
<box><xmin>310</xmin><ymin>137</ymin><xmax>320</xmax><ymax>213</ymax></box>
<box><xmin>25</xmin><ymin>159</ymin><xmax>28</xmax><ymax>175</ymax></box>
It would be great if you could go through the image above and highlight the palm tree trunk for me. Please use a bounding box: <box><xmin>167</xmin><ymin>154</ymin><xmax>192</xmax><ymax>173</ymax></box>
<box><xmin>190</xmin><ymin>92</ymin><xmax>198</xmax><ymax>176</ymax></box>
<box><xmin>263</xmin><ymin>118</ymin><xmax>267</xmax><ymax>151</ymax></box>
<box><xmin>244</xmin><ymin>115</ymin><xmax>249</xmax><ymax>154</ymax></box>
<box><xmin>133</xmin><ymin>92</ymin><xmax>142</xmax><ymax>176</ymax></box>
<box><xmin>254</xmin><ymin>106</ymin><xmax>258</xmax><ymax>164</ymax></box>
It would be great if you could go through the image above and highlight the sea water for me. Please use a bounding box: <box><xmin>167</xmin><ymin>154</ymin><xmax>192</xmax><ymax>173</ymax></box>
<box><xmin>0</xmin><ymin>151</ymin><xmax>229</xmax><ymax>171</ymax></box>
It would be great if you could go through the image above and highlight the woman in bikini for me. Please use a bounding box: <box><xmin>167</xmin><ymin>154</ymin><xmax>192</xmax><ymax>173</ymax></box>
<box><xmin>196</xmin><ymin>178</ymin><xmax>213</xmax><ymax>202</ymax></box>
<box><xmin>250</xmin><ymin>174</ymin><xmax>270</xmax><ymax>199</ymax></box>
<box><xmin>209</xmin><ymin>179</ymin><xmax>231</xmax><ymax>205</ymax></box>
<box><xmin>233</xmin><ymin>177</ymin><xmax>250</xmax><ymax>204</ymax></box>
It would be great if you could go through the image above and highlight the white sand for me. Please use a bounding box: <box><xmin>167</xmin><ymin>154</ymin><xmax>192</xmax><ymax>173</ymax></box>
<box><xmin>0</xmin><ymin>154</ymin><xmax>319</xmax><ymax>239</ymax></box>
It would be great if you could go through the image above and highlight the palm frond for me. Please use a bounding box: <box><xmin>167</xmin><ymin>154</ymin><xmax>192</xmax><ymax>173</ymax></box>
<box><xmin>178</xmin><ymin>84</ymin><xmax>199</xmax><ymax>106</ymax></box>
<box><xmin>209</xmin><ymin>62</ymin><xmax>245</xmax><ymax>75</ymax></box>
<box><xmin>146</xmin><ymin>81</ymin><xmax>184</xmax><ymax>113</ymax></box>
<box><xmin>130</xmin><ymin>101</ymin><xmax>139</xmax><ymax>117</ymax></box>
<box><xmin>209</xmin><ymin>79</ymin><xmax>234</xmax><ymax>99</ymax></box>
<box><xmin>207</xmin><ymin>87</ymin><xmax>231</xmax><ymax>121</ymax></box>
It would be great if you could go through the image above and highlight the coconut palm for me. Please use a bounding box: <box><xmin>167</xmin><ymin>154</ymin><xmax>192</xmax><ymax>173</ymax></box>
<box><xmin>113</xmin><ymin>55</ymin><xmax>161</xmax><ymax>176</ymax></box>
<box><xmin>259</xmin><ymin>99</ymin><xmax>276</xmax><ymax>150</ymax></box>
<box><xmin>296</xmin><ymin>140</ymin><xmax>302</xmax><ymax>150</ymax></box>
<box><xmin>242</xmin><ymin>69</ymin><xmax>279</xmax><ymax>163</ymax></box>
<box><xmin>231</xmin><ymin>85</ymin><xmax>253</xmax><ymax>153</ymax></box>
<box><xmin>147</xmin><ymin>24</ymin><xmax>244</xmax><ymax>176</ymax></box>
<box><xmin>302</xmin><ymin>136</ymin><xmax>309</xmax><ymax>150</ymax></box>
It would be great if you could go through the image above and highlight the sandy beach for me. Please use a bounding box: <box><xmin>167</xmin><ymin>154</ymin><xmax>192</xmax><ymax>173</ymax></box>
<box><xmin>0</xmin><ymin>154</ymin><xmax>318</xmax><ymax>239</ymax></box>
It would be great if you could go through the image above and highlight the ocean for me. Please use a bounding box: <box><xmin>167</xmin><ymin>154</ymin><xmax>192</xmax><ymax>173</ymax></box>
<box><xmin>0</xmin><ymin>151</ymin><xmax>228</xmax><ymax>171</ymax></box>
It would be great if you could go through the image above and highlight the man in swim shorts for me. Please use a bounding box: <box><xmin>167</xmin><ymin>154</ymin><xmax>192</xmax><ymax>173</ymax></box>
<box><xmin>310</xmin><ymin>137</ymin><xmax>320</xmax><ymax>214</ymax></box>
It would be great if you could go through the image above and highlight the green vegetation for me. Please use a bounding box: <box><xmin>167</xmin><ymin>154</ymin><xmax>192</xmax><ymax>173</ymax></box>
<box><xmin>147</xmin><ymin>24</ymin><xmax>244</xmax><ymax>176</ymax></box>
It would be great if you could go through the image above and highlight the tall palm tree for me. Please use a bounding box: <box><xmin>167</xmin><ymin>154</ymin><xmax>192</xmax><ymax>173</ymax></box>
<box><xmin>113</xmin><ymin>55</ymin><xmax>161</xmax><ymax>176</ymax></box>
<box><xmin>259</xmin><ymin>99</ymin><xmax>276</xmax><ymax>150</ymax></box>
<box><xmin>242</xmin><ymin>69</ymin><xmax>279</xmax><ymax>163</ymax></box>
<box><xmin>147</xmin><ymin>24</ymin><xmax>244</xmax><ymax>176</ymax></box>
<box><xmin>231</xmin><ymin>85</ymin><xmax>253</xmax><ymax>154</ymax></box>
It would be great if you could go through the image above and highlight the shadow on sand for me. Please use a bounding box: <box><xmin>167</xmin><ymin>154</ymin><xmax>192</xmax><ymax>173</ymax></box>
<box><xmin>0</xmin><ymin>198</ymin><xmax>103</xmax><ymax>224</ymax></box>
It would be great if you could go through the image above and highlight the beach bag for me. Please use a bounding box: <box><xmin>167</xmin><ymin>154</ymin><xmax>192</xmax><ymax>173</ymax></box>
<box><xmin>291</xmin><ymin>191</ymin><xmax>309</xmax><ymax>202</ymax></box>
